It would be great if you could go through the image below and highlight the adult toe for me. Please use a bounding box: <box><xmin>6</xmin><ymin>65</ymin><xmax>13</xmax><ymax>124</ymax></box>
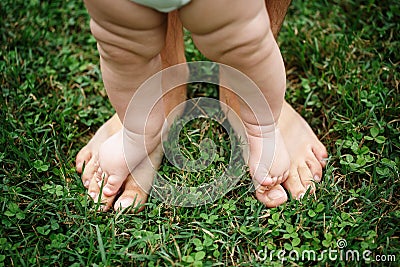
<box><xmin>114</xmin><ymin>175</ymin><xmax>148</xmax><ymax>213</ymax></box>
<box><xmin>312</xmin><ymin>144</ymin><xmax>328</xmax><ymax>167</ymax></box>
<box><xmin>88</xmin><ymin>170</ymin><xmax>115</xmax><ymax>212</ymax></box>
<box><xmin>297</xmin><ymin>163</ymin><xmax>315</xmax><ymax>191</ymax></box>
<box><xmin>283</xmin><ymin>166</ymin><xmax>307</xmax><ymax>200</ymax></box>
<box><xmin>81</xmin><ymin>157</ymin><xmax>99</xmax><ymax>188</ymax></box>
<box><xmin>76</xmin><ymin>147</ymin><xmax>92</xmax><ymax>173</ymax></box>
<box><xmin>255</xmin><ymin>184</ymin><xmax>288</xmax><ymax>208</ymax></box>
<box><xmin>307</xmin><ymin>157</ymin><xmax>323</xmax><ymax>182</ymax></box>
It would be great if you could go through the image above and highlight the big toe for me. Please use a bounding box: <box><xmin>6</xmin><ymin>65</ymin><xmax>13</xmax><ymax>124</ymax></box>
<box><xmin>81</xmin><ymin>157</ymin><xmax>99</xmax><ymax>188</ymax></box>
<box><xmin>114</xmin><ymin>175</ymin><xmax>148</xmax><ymax>213</ymax></box>
<box><xmin>313</xmin><ymin>144</ymin><xmax>329</xmax><ymax>167</ymax></box>
<box><xmin>76</xmin><ymin>147</ymin><xmax>92</xmax><ymax>173</ymax></box>
<box><xmin>255</xmin><ymin>184</ymin><xmax>288</xmax><ymax>208</ymax></box>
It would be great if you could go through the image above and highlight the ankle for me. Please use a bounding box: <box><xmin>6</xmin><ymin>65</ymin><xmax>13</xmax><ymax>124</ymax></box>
<box><xmin>243</xmin><ymin>120</ymin><xmax>277</xmax><ymax>138</ymax></box>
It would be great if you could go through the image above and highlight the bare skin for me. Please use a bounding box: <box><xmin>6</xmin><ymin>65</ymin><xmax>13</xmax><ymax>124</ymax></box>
<box><xmin>76</xmin><ymin>0</ymin><xmax>328</xmax><ymax>211</ymax></box>
<box><xmin>265</xmin><ymin>0</ymin><xmax>292</xmax><ymax>40</ymax></box>
<box><xmin>178</xmin><ymin>0</ymin><xmax>291</xmax><ymax>191</ymax></box>
<box><xmin>76</xmin><ymin>101</ymin><xmax>327</xmax><ymax>210</ymax></box>
<box><xmin>83</xmin><ymin>0</ymin><xmax>292</xmax><ymax>207</ymax></box>
<box><xmin>76</xmin><ymin>8</ymin><xmax>187</xmax><ymax>211</ymax></box>
<box><xmin>279</xmin><ymin>103</ymin><xmax>327</xmax><ymax>198</ymax></box>
<box><xmin>76</xmin><ymin>114</ymin><xmax>162</xmax><ymax>211</ymax></box>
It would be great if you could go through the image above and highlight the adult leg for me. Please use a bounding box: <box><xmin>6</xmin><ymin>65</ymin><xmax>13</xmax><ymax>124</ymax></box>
<box><xmin>265</xmin><ymin>0</ymin><xmax>292</xmax><ymax>39</ymax></box>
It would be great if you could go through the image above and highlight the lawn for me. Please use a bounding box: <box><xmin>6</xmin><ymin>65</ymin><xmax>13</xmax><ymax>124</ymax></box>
<box><xmin>1</xmin><ymin>0</ymin><xmax>399</xmax><ymax>266</ymax></box>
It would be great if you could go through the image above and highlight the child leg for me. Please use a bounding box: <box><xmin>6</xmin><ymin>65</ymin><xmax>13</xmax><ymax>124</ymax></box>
<box><xmin>179</xmin><ymin>0</ymin><xmax>290</xmax><ymax>205</ymax></box>
<box><xmin>84</xmin><ymin>0</ymin><xmax>167</xmax><ymax>198</ymax></box>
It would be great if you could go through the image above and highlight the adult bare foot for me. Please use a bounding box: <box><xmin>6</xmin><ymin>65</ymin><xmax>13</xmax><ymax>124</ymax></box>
<box><xmin>76</xmin><ymin>114</ymin><xmax>120</xmax><ymax>187</ymax></box>
<box><xmin>75</xmin><ymin>114</ymin><xmax>163</xmax><ymax>212</ymax></box>
<box><xmin>76</xmin><ymin>98</ymin><xmax>327</xmax><ymax>211</ymax></box>
<box><xmin>279</xmin><ymin>101</ymin><xmax>328</xmax><ymax>200</ymax></box>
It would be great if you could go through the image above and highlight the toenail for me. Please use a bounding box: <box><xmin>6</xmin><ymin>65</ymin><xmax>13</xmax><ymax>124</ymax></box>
<box><xmin>89</xmin><ymin>192</ymin><xmax>97</xmax><ymax>199</ymax></box>
<box><xmin>313</xmin><ymin>175</ymin><xmax>321</xmax><ymax>182</ymax></box>
<box><xmin>84</xmin><ymin>180</ymin><xmax>90</xmax><ymax>187</ymax></box>
<box><xmin>119</xmin><ymin>198</ymin><xmax>133</xmax><ymax>209</ymax></box>
<box><xmin>103</xmin><ymin>186</ymin><xmax>112</xmax><ymax>195</ymax></box>
<box><xmin>99</xmin><ymin>205</ymin><xmax>109</xmax><ymax>212</ymax></box>
<box><xmin>267</xmin><ymin>189</ymin><xmax>284</xmax><ymax>200</ymax></box>
<box><xmin>320</xmin><ymin>158</ymin><xmax>329</xmax><ymax>166</ymax></box>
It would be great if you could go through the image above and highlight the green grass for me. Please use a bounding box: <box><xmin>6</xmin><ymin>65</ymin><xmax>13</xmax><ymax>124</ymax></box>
<box><xmin>1</xmin><ymin>0</ymin><xmax>399</xmax><ymax>266</ymax></box>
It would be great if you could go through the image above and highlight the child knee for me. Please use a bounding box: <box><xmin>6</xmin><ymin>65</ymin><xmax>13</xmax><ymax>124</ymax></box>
<box><xmin>194</xmin><ymin>20</ymin><xmax>274</xmax><ymax>67</ymax></box>
<box><xmin>89</xmin><ymin>19</ymin><xmax>165</xmax><ymax>64</ymax></box>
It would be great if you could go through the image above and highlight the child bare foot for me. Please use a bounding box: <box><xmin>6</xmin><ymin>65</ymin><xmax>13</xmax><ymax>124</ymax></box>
<box><xmin>76</xmin><ymin>114</ymin><xmax>163</xmax><ymax>212</ymax></box>
<box><xmin>247</xmin><ymin>127</ymin><xmax>290</xmax><ymax>207</ymax></box>
<box><xmin>95</xmin><ymin>139</ymin><xmax>163</xmax><ymax>212</ymax></box>
<box><xmin>76</xmin><ymin>114</ymin><xmax>121</xmax><ymax>187</ymax></box>
<box><xmin>252</xmin><ymin>102</ymin><xmax>328</xmax><ymax>206</ymax></box>
<box><xmin>95</xmin><ymin>120</ymin><xmax>163</xmax><ymax>196</ymax></box>
<box><xmin>222</xmin><ymin>86</ymin><xmax>327</xmax><ymax>206</ymax></box>
<box><xmin>245</xmin><ymin>124</ymin><xmax>290</xmax><ymax>188</ymax></box>
<box><xmin>77</xmin><ymin>98</ymin><xmax>327</xmax><ymax>210</ymax></box>
<box><xmin>83</xmin><ymin>0</ymin><xmax>293</xmax><ymax>208</ymax></box>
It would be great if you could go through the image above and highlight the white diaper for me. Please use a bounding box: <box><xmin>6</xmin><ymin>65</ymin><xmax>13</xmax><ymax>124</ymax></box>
<box><xmin>131</xmin><ymin>0</ymin><xmax>191</xmax><ymax>12</ymax></box>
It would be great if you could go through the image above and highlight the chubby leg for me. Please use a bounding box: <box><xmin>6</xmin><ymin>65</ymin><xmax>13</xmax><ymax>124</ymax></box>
<box><xmin>179</xmin><ymin>0</ymin><xmax>290</xmax><ymax>205</ymax></box>
<box><xmin>76</xmin><ymin>10</ymin><xmax>187</xmax><ymax>211</ymax></box>
<box><xmin>84</xmin><ymin>0</ymin><xmax>168</xmax><ymax>200</ymax></box>
<box><xmin>217</xmin><ymin>0</ymin><xmax>328</xmax><ymax>203</ymax></box>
